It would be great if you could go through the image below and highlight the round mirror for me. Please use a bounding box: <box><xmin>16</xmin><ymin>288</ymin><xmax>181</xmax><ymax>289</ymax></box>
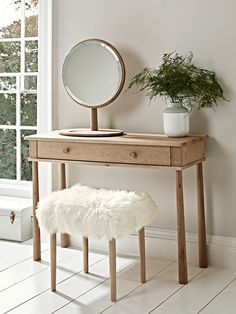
<box><xmin>62</xmin><ymin>39</ymin><xmax>125</xmax><ymax>108</ymax></box>
<box><xmin>60</xmin><ymin>39</ymin><xmax>125</xmax><ymax>137</ymax></box>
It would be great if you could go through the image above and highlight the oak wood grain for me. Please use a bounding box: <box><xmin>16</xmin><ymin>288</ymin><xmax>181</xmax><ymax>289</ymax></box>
<box><xmin>109</xmin><ymin>239</ymin><xmax>116</xmax><ymax>302</ymax></box>
<box><xmin>176</xmin><ymin>170</ymin><xmax>188</xmax><ymax>284</ymax></box>
<box><xmin>32</xmin><ymin>161</ymin><xmax>41</xmax><ymax>261</ymax></box>
<box><xmin>25</xmin><ymin>131</ymin><xmax>207</xmax><ymax>147</ymax></box>
<box><xmin>197</xmin><ymin>163</ymin><xmax>208</xmax><ymax>268</ymax></box>
<box><xmin>83</xmin><ymin>237</ymin><xmax>89</xmax><ymax>273</ymax></box>
<box><xmin>50</xmin><ymin>233</ymin><xmax>56</xmax><ymax>291</ymax></box>
<box><xmin>139</xmin><ymin>228</ymin><xmax>146</xmax><ymax>283</ymax></box>
<box><xmin>29</xmin><ymin>141</ymin><xmax>37</xmax><ymax>158</ymax></box>
<box><xmin>37</xmin><ymin>141</ymin><xmax>171</xmax><ymax>166</ymax></box>
<box><xmin>59</xmin><ymin>163</ymin><xmax>70</xmax><ymax>248</ymax></box>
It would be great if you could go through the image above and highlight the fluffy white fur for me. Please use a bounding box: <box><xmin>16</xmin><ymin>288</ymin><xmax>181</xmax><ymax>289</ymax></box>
<box><xmin>36</xmin><ymin>184</ymin><xmax>157</xmax><ymax>240</ymax></box>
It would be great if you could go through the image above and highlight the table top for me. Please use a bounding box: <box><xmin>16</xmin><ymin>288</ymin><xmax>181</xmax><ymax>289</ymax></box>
<box><xmin>25</xmin><ymin>130</ymin><xmax>208</xmax><ymax>147</ymax></box>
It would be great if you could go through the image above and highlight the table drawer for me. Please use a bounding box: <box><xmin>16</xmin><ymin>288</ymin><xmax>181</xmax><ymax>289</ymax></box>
<box><xmin>37</xmin><ymin>141</ymin><xmax>171</xmax><ymax>166</ymax></box>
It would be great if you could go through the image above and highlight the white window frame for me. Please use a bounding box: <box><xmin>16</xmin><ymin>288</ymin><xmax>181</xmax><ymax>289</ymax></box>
<box><xmin>0</xmin><ymin>73</ymin><xmax>38</xmax><ymax>182</ymax></box>
<box><xmin>0</xmin><ymin>0</ymin><xmax>53</xmax><ymax>198</ymax></box>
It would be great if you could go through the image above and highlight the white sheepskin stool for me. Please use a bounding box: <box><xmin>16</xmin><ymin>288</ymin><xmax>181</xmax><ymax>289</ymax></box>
<box><xmin>36</xmin><ymin>184</ymin><xmax>157</xmax><ymax>302</ymax></box>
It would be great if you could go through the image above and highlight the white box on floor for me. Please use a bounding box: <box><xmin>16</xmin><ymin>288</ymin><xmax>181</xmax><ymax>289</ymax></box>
<box><xmin>0</xmin><ymin>196</ymin><xmax>32</xmax><ymax>242</ymax></box>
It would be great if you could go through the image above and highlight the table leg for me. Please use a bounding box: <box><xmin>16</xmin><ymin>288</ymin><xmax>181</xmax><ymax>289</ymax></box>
<box><xmin>197</xmin><ymin>163</ymin><xmax>208</xmax><ymax>268</ymax></box>
<box><xmin>109</xmin><ymin>238</ymin><xmax>117</xmax><ymax>302</ymax></box>
<box><xmin>59</xmin><ymin>163</ymin><xmax>70</xmax><ymax>248</ymax></box>
<box><xmin>50</xmin><ymin>233</ymin><xmax>57</xmax><ymax>291</ymax></box>
<box><xmin>176</xmin><ymin>170</ymin><xmax>188</xmax><ymax>284</ymax></box>
<box><xmin>139</xmin><ymin>228</ymin><xmax>146</xmax><ymax>283</ymax></box>
<box><xmin>33</xmin><ymin>161</ymin><xmax>41</xmax><ymax>261</ymax></box>
<box><xmin>83</xmin><ymin>237</ymin><xmax>89</xmax><ymax>273</ymax></box>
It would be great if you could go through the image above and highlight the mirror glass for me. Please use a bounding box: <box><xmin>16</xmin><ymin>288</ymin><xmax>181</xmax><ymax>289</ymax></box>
<box><xmin>62</xmin><ymin>39</ymin><xmax>125</xmax><ymax>108</ymax></box>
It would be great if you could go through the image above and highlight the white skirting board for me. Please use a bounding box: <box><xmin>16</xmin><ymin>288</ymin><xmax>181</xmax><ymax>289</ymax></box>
<box><xmin>41</xmin><ymin>227</ymin><xmax>236</xmax><ymax>270</ymax></box>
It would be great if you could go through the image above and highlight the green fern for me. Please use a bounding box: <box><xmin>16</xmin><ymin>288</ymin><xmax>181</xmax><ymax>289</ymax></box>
<box><xmin>128</xmin><ymin>52</ymin><xmax>226</xmax><ymax>110</ymax></box>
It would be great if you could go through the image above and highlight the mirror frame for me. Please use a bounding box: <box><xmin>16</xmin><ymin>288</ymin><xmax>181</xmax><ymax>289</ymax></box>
<box><xmin>62</xmin><ymin>38</ymin><xmax>126</xmax><ymax>109</ymax></box>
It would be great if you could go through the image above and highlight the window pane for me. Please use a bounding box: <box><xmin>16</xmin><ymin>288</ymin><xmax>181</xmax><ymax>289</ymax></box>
<box><xmin>0</xmin><ymin>129</ymin><xmax>16</xmax><ymax>179</ymax></box>
<box><xmin>0</xmin><ymin>0</ymin><xmax>21</xmax><ymax>38</ymax></box>
<box><xmin>20</xmin><ymin>92</ymin><xmax>37</xmax><ymax>126</ymax></box>
<box><xmin>0</xmin><ymin>42</ymin><xmax>21</xmax><ymax>73</ymax></box>
<box><xmin>0</xmin><ymin>77</ymin><xmax>16</xmax><ymax>90</ymax></box>
<box><xmin>25</xmin><ymin>0</ymin><xmax>38</xmax><ymax>37</ymax></box>
<box><xmin>0</xmin><ymin>93</ymin><xmax>16</xmax><ymax>125</ymax></box>
<box><xmin>24</xmin><ymin>75</ymin><xmax>37</xmax><ymax>90</ymax></box>
<box><xmin>25</xmin><ymin>40</ymin><xmax>38</xmax><ymax>72</ymax></box>
<box><xmin>21</xmin><ymin>129</ymin><xmax>36</xmax><ymax>181</ymax></box>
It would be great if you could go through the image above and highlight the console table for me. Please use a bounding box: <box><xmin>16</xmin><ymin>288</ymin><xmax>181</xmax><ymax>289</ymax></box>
<box><xmin>26</xmin><ymin>131</ymin><xmax>208</xmax><ymax>284</ymax></box>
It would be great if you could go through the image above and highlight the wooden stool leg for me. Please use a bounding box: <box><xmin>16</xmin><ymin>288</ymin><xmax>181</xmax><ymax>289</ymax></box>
<box><xmin>83</xmin><ymin>237</ymin><xmax>89</xmax><ymax>273</ymax></box>
<box><xmin>50</xmin><ymin>234</ymin><xmax>57</xmax><ymax>291</ymax></box>
<box><xmin>61</xmin><ymin>233</ymin><xmax>70</xmax><ymax>248</ymax></box>
<box><xmin>139</xmin><ymin>228</ymin><xmax>146</xmax><ymax>283</ymax></box>
<box><xmin>197</xmin><ymin>163</ymin><xmax>208</xmax><ymax>268</ymax></box>
<box><xmin>176</xmin><ymin>170</ymin><xmax>188</xmax><ymax>284</ymax></box>
<box><xmin>109</xmin><ymin>239</ymin><xmax>116</xmax><ymax>302</ymax></box>
<box><xmin>33</xmin><ymin>161</ymin><xmax>41</xmax><ymax>261</ymax></box>
<box><xmin>59</xmin><ymin>163</ymin><xmax>70</xmax><ymax>248</ymax></box>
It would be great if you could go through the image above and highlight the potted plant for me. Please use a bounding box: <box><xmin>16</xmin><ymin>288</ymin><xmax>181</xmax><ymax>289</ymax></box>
<box><xmin>128</xmin><ymin>52</ymin><xmax>226</xmax><ymax>137</ymax></box>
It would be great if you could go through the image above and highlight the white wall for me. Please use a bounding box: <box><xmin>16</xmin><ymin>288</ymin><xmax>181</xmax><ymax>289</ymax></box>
<box><xmin>53</xmin><ymin>0</ymin><xmax>236</xmax><ymax>238</ymax></box>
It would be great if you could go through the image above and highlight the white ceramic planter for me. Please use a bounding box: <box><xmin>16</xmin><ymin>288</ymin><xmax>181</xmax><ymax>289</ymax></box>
<box><xmin>163</xmin><ymin>103</ymin><xmax>189</xmax><ymax>137</ymax></box>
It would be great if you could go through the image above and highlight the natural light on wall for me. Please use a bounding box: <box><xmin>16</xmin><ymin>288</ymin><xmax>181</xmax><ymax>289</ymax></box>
<box><xmin>0</xmin><ymin>0</ymin><xmax>38</xmax><ymax>182</ymax></box>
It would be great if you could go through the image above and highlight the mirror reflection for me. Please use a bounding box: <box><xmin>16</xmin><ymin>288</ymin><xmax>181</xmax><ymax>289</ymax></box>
<box><xmin>62</xmin><ymin>39</ymin><xmax>125</xmax><ymax>108</ymax></box>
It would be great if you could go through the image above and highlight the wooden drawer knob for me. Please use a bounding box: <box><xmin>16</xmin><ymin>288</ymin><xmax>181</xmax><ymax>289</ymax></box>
<box><xmin>129</xmin><ymin>151</ymin><xmax>138</xmax><ymax>159</ymax></box>
<box><xmin>63</xmin><ymin>147</ymin><xmax>70</xmax><ymax>153</ymax></box>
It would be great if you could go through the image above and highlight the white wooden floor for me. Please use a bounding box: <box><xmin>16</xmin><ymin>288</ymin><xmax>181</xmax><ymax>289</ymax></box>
<box><xmin>0</xmin><ymin>240</ymin><xmax>236</xmax><ymax>314</ymax></box>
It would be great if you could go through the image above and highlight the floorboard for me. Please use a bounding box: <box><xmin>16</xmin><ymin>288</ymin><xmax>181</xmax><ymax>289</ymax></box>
<box><xmin>150</xmin><ymin>267</ymin><xmax>236</xmax><ymax>314</ymax></box>
<box><xmin>8</xmin><ymin>256</ymin><xmax>135</xmax><ymax>314</ymax></box>
<box><xmin>54</xmin><ymin>259</ymin><xmax>172</xmax><ymax>314</ymax></box>
<box><xmin>102</xmin><ymin>263</ymin><xmax>202</xmax><ymax>314</ymax></box>
<box><xmin>0</xmin><ymin>247</ymin><xmax>105</xmax><ymax>313</ymax></box>
<box><xmin>0</xmin><ymin>240</ymin><xmax>235</xmax><ymax>314</ymax></box>
<box><xmin>0</xmin><ymin>241</ymin><xmax>23</xmax><ymax>258</ymax></box>
<box><xmin>199</xmin><ymin>278</ymin><xmax>236</xmax><ymax>314</ymax></box>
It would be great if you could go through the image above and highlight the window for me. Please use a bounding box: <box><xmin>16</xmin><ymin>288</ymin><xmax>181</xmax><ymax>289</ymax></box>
<box><xmin>0</xmin><ymin>0</ymin><xmax>38</xmax><ymax>182</ymax></box>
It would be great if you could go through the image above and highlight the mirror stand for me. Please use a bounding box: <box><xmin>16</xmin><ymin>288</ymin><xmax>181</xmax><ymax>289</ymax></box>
<box><xmin>60</xmin><ymin>39</ymin><xmax>125</xmax><ymax>137</ymax></box>
<box><xmin>59</xmin><ymin>108</ymin><xmax>124</xmax><ymax>137</ymax></box>
<box><xmin>91</xmin><ymin>108</ymin><xmax>98</xmax><ymax>131</ymax></box>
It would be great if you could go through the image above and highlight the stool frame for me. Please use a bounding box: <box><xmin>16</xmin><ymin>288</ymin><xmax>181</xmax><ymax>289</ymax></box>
<box><xmin>50</xmin><ymin>227</ymin><xmax>146</xmax><ymax>302</ymax></box>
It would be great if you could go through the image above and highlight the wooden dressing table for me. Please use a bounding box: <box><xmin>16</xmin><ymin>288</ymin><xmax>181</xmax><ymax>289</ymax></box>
<box><xmin>26</xmin><ymin>131</ymin><xmax>208</xmax><ymax>284</ymax></box>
